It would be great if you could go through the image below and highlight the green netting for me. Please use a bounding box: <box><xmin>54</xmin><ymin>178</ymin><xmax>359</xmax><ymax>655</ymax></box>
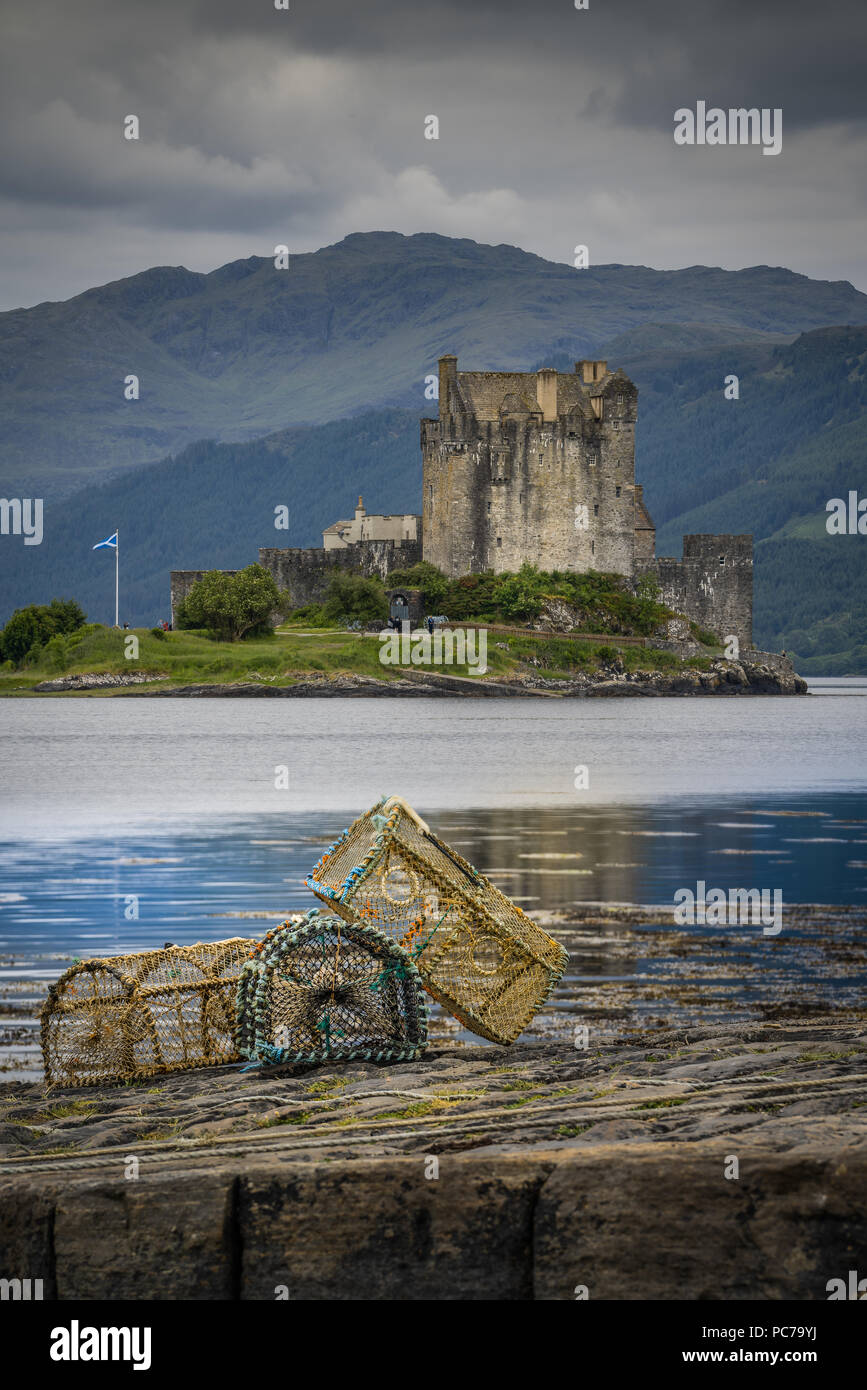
<box><xmin>236</xmin><ymin>910</ymin><xmax>429</xmax><ymax>1066</ymax></box>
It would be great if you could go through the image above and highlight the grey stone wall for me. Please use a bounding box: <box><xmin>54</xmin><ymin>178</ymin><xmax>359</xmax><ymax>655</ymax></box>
<box><xmin>171</xmin><ymin>539</ymin><xmax>420</xmax><ymax>623</ymax></box>
<box><xmin>646</xmin><ymin>534</ymin><xmax>753</xmax><ymax>648</ymax></box>
<box><xmin>423</xmin><ymin>360</ymin><xmax>642</xmax><ymax>579</ymax></box>
<box><xmin>742</xmin><ymin>647</ymin><xmax>796</xmax><ymax>673</ymax></box>
<box><xmin>259</xmin><ymin>538</ymin><xmax>421</xmax><ymax>608</ymax></box>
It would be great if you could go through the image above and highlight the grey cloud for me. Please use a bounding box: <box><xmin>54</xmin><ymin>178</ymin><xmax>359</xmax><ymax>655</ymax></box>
<box><xmin>0</xmin><ymin>0</ymin><xmax>864</xmax><ymax>307</ymax></box>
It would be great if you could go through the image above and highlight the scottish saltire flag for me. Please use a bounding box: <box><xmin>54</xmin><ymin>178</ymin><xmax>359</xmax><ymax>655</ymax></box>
<box><xmin>92</xmin><ymin>532</ymin><xmax>118</xmax><ymax>550</ymax></box>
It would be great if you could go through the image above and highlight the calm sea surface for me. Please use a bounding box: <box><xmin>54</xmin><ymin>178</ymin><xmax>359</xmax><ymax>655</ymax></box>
<box><xmin>1</xmin><ymin>680</ymin><xmax>866</xmax><ymax>1072</ymax></box>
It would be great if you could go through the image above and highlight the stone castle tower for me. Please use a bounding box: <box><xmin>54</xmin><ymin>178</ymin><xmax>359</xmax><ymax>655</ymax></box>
<box><xmin>421</xmin><ymin>354</ymin><xmax>753</xmax><ymax>647</ymax></box>
<box><xmin>422</xmin><ymin>355</ymin><xmax>655</xmax><ymax>577</ymax></box>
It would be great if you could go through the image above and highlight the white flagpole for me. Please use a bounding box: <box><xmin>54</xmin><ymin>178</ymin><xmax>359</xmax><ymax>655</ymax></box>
<box><xmin>115</xmin><ymin>529</ymin><xmax>119</xmax><ymax>627</ymax></box>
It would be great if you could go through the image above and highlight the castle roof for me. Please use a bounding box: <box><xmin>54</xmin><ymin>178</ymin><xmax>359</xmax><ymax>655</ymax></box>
<box><xmin>588</xmin><ymin>367</ymin><xmax>629</xmax><ymax>397</ymax></box>
<box><xmin>445</xmin><ymin>364</ymin><xmax>633</xmax><ymax>421</ymax></box>
<box><xmin>498</xmin><ymin>391</ymin><xmax>541</xmax><ymax>417</ymax></box>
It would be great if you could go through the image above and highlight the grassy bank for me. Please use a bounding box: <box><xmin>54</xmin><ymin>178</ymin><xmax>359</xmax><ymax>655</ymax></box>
<box><xmin>0</xmin><ymin>621</ymin><xmax>718</xmax><ymax>694</ymax></box>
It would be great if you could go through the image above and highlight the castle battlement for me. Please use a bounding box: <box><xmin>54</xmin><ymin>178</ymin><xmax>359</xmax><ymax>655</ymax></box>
<box><xmin>422</xmin><ymin>354</ymin><xmax>645</xmax><ymax>580</ymax></box>
<box><xmin>422</xmin><ymin>355</ymin><xmax>753</xmax><ymax>647</ymax></box>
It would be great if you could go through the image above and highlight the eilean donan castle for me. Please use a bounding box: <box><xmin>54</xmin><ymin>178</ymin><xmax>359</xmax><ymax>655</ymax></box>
<box><xmin>172</xmin><ymin>355</ymin><xmax>753</xmax><ymax>647</ymax></box>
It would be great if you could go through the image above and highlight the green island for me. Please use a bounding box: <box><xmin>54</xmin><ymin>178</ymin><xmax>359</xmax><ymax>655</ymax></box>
<box><xmin>0</xmin><ymin>563</ymin><xmax>804</xmax><ymax>696</ymax></box>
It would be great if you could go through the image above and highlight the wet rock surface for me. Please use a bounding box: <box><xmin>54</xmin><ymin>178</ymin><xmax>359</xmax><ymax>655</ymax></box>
<box><xmin>98</xmin><ymin>658</ymin><xmax>807</xmax><ymax>698</ymax></box>
<box><xmin>2</xmin><ymin>902</ymin><xmax>861</xmax><ymax>1298</ymax></box>
<box><xmin>1</xmin><ymin>1017</ymin><xmax>864</xmax><ymax>1299</ymax></box>
<box><xmin>2</xmin><ymin>1017</ymin><xmax>865</xmax><ymax>1168</ymax></box>
<box><xmin>4</xmin><ymin>903</ymin><xmax>865</xmax><ymax>1080</ymax></box>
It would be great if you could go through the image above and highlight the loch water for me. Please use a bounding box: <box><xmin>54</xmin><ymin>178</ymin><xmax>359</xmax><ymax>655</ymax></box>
<box><xmin>1</xmin><ymin>681</ymin><xmax>865</xmax><ymax>1072</ymax></box>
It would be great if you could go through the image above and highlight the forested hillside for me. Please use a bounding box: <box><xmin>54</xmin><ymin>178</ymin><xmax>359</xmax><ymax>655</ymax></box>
<box><xmin>3</xmin><ymin>231</ymin><xmax>866</xmax><ymax>497</ymax></box>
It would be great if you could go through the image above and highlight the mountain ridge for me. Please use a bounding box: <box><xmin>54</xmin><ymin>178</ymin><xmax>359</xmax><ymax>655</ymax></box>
<box><xmin>3</xmin><ymin>231</ymin><xmax>867</xmax><ymax>498</ymax></box>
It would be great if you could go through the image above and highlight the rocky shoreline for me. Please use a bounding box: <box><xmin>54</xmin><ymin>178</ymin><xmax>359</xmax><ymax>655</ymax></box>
<box><xmin>1</xmin><ymin>1015</ymin><xmax>864</xmax><ymax>1298</ymax></box>
<box><xmin>31</xmin><ymin>656</ymin><xmax>808</xmax><ymax>697</ymax></box>
<box><xmin>2</xmin><ymin>900</ymin><xmax>862</xmax><ymax>1299</ymax></box>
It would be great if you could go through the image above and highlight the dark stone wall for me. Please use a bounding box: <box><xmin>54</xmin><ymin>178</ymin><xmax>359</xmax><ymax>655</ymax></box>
<box><xmin>4</xmin><ymin>1144</ymin><xmax>865</xmax><ymax>1300</ymax></box>
<box><xmin>647</xmin><ymin>534</ymin><xmax>754</xmax><ymax>648</ymax></box>
<box><xmin>259</xmin><ymin>539</ymin><xmax>421</xmax><ymax>608</ymax></box>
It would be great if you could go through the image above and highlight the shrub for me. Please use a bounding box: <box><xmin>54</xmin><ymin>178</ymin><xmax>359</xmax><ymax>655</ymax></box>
<box><xmin>175</xmin><ymin>565</ymin><xmax>290</xmax><ymax>641</ymax></box>
<box><xmin>286</xmin><ymin>603</ymin><xmax>331</xmax><ymax>627</ymax></box>
<box><xmin>386</xmin><ymin>561</ymin><xmax>450</xmax><ymax>611</ymax></box>
<box><xmin>40</xmin><ymin>634</ymin><xmax>69</xmax><ymax>672</ymax></box>
<box><xmin>321</xmin><ymin>573</ymin><xmax>387</xmax><ymax>626</ymax></box>
<box><xmin>496</xmin><ymin>564</ymin><xmax>546</xmax><ymax>620</ymax></box>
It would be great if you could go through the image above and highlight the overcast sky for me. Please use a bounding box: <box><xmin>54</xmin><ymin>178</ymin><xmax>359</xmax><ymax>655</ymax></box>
<box><xmin>1</xmin><ymin>0</ymin><xmax>866</xmax><ymax>309</ymax></box>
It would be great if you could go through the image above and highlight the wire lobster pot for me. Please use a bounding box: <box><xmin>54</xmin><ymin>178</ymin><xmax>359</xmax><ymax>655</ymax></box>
<box><xmin>306</xmin><ymin>796</ymin><xmax>569</xmax><ymax>1045</ymax></box>
<box><xmin>236</xmin><ymin>911</ymin><xmax>428</xmax><ymax>1066</ymax></box>
<box><xmin>40</xmin><ymin>938</ymin><xmax>255</xmax><ymax>1086</ymax></box>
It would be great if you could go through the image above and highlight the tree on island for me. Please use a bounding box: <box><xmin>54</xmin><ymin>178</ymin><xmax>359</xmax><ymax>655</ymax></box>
<box><xmin>0</xmin><ymin>598</ymin><xmax>87</xmax><ymax>666</ymax></box>
<box><xmin>175</xmin><ymin>564</ymin><xmax>290</xmax><ymax>641</ymax></box>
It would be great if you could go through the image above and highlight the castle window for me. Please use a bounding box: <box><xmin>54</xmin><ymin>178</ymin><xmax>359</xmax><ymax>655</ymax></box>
<box><xmin>497</xmin><ymin>536</ymin><xmax>502</xmax><ymax>547</ymax></box>
<box><xmin>719</xmin><ymin>555</ymin><xmax>726</xmax><ymax>566</ymax></box>
<box><xmin>594</xmin><ymin>504</ymin><xmax>599</xmax><ymax>516</ymax></box>
<box><xmin>519</xmin><ymin>492</ymin><xmax>523</xmax><ymax>503</ymax></box>
<box><xmin>615</xmin><ymin>486</ymin><xmax>621</xmax><ymax>498</ymax></box>
<box><xmin>487</xmin><ymin>501</ymin><xmax>491</xmax><ymax>513</ymax></box>
<box><xmin>617</xmin><ymin>393</ymin><xmax>624</xmax><ymax>404</ymax></box>
<box><xmin>591</xmin><ymin>540</ymin><xmax>595</xmax><ymax>554</ymax></box>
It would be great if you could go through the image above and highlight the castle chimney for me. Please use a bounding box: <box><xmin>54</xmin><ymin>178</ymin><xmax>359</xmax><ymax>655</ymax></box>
<box><xmin>575</xmin><ymin>359</ymin><xmax>608</xmax><ymax>384</ymax></box>
<box><xmin>536</xmin><ymin>367</ymin><xmax>558</xmax><ymax>422</ymax></box>
<box><xmin>355</xmin><ymin>495</ymin><xmax>366</xmax><ymax>519</ymax></box>
<box><xmin>438</xmin><ymin>354</ymin><xmax>458</xmax><ymax>416</ymax></box>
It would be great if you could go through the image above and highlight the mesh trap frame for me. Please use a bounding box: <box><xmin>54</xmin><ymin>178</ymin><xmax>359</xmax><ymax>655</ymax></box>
<box><xmin>40</xmin><ymin>938</ymin><xmax>255</xmax><ymax>1086</ymax></box>
<box><xmin>236</xmin><ymin>911</ymin><xmax>428</xmax><ymax>1066</ymax></box>
<box><xmin>306</xmin><ymin>796</ymin><xmax>569</xmax><ymax>1044</ymax></box>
